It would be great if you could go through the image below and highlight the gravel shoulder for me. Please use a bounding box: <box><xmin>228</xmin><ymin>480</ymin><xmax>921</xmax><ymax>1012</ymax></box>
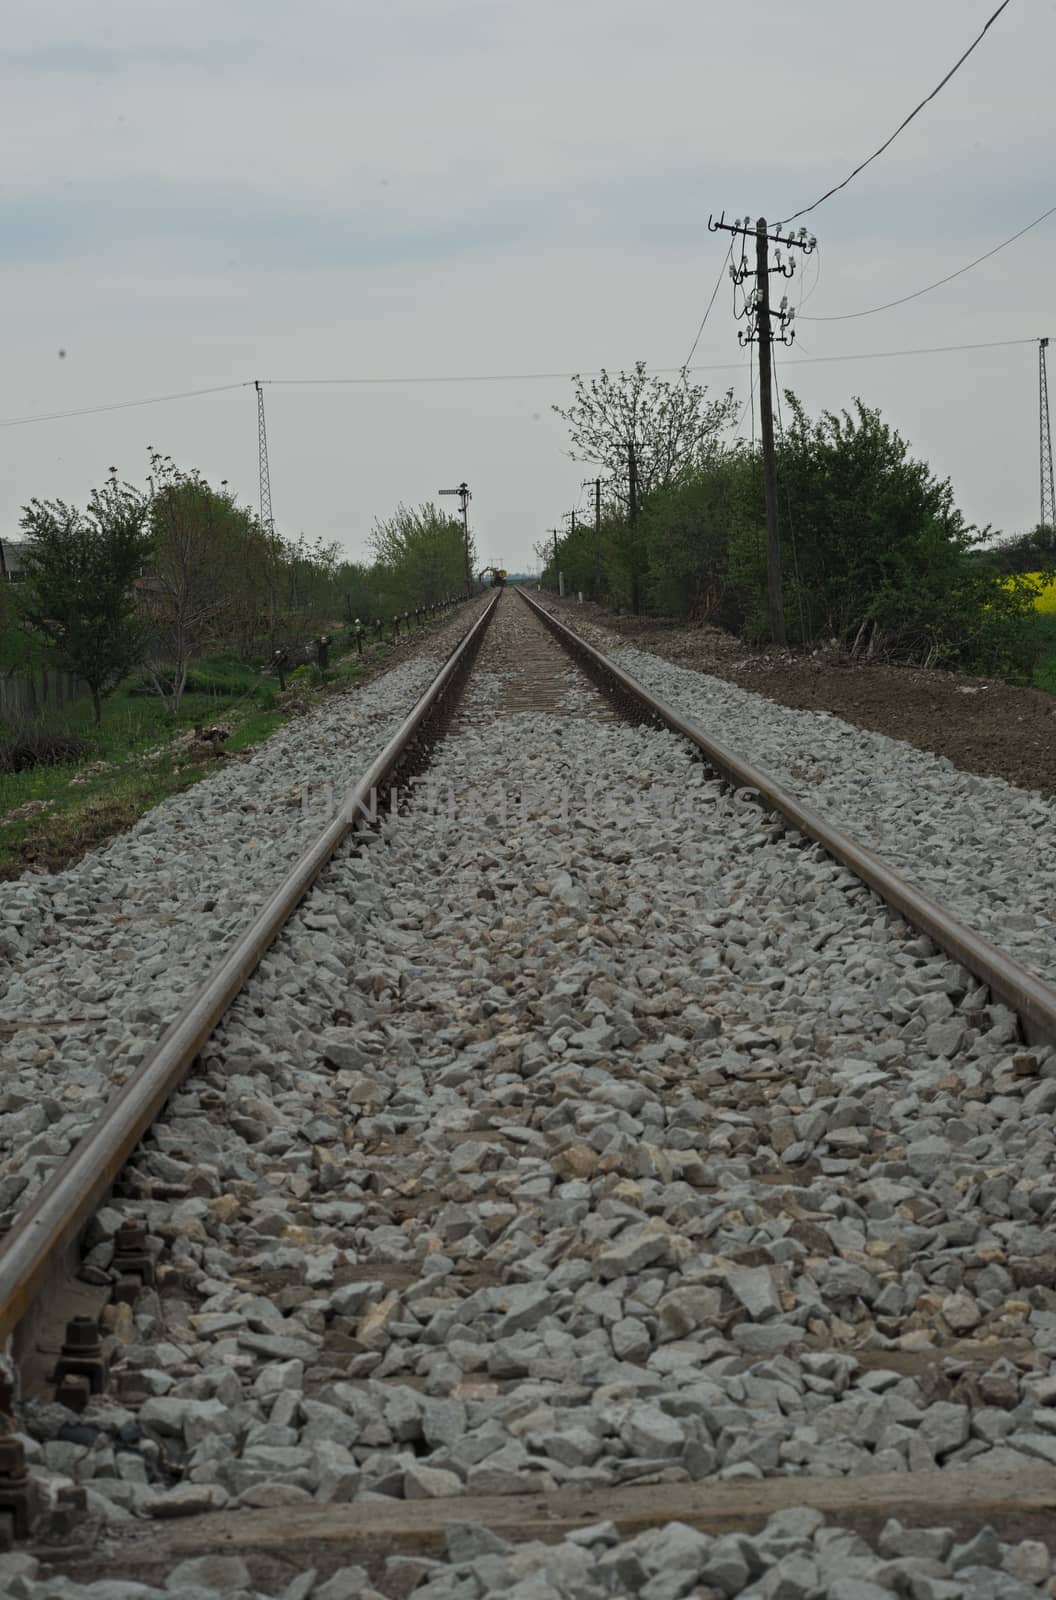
<box><xmin>538</xmin><ymin>594</ymin><xmax>1056</xmax><ymax>985</ymax></box>
<box><xmin>0</xmin><ymin>600</ymin><xmax>489</xmax><ymax>1223</ymax></box>
<box><xmin>546</xmin><ymin>595</ymin><xmax>1056</xmax><ymax>798</ymax></box>
<box><xmin>0</xmin><ymin>603</ymin><xmax>486</xmax><ymax>883</ymax></box>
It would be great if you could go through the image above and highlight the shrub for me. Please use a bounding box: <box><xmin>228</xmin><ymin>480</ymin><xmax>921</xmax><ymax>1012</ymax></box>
<box><xmin>0</xmin><ymin>728</ymin><xmax>88</xmax><ymax>773</ymax></box>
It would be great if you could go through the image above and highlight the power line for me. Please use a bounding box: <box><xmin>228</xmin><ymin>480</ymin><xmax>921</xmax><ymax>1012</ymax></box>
<box><xmin>779</xmin><ymin>0</ymin><xmax>1015</xmax><ymax>226</ymax></box>
<box><xmin>782</xmin><ymin>334</ymin><xmax>1037</xmax><ymax>365</ymax></box>
<box><xmin>797</xmin><ymin>245</ymin><xmax>823</xmax><ymax>315</ymax></box>
<box><xmin>803</xmin><ymin>201</ymin><xmax>1056</xmax><ymax>322</ymax></box>
<box><xmin>0</xmin><ymin>381</ymin><xmax>251</xmax><ymax>428</ymax></box>
<box><xmin>683</xmin><ymin>242</ymin><xmax>733</xmax><ymax>371</ymax></box>
<box><xmin>0</xmin><ymin>338</ymin><xmax>1041</xmax><ymax>430</ymax></box>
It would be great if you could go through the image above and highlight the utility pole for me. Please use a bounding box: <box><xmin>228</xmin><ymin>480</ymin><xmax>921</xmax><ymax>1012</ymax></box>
<box><xmin>708</xmin><ymin>212</ymin><xmax>816</xmax><ymax>645</ymax></box>
<box><xmin>754</xmin><ymin>224</ymin><xmax>783</xmax><ymax>644</ymax></box>
<box><xmin>1041</xmin><ymin>338</ymin><xmax>1055</xmax><ymax>531</ymax></box>
<box><xmin>254</xmin><ymin>380</ymin><xmax>275</xmax><ymax>538</ymax></box>
<box><xmin>439</xmin><ymin>481</ymin><xmax>472</xmax><ymax>590</ymax></box>
<box><xmin>594</xmin><ymin>478</ymin><xmax>601</xmax><ymax>598</ymax></box>
<box><xmin>628</xmin><ymin>443</ymin><xmax>639</xmax><ymax>615</ymax></box>
<box><xmin>546</xmin><ymin>528</ymin><xmax>562</xmax><ymax>591</ymax></box>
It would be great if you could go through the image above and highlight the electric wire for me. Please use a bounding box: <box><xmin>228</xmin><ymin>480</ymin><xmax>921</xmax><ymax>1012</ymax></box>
<box><xmin>778</xmin><ymin>0</ymin><xmax>1015</xmax><ymax>226</ymax></box>
<box><xmin>797</xmin><ymin>245</ymin><xmax>823</xmax><ymax>315</ymax></box>
<box><xmin>0</xmin><ymin>338</ymin><xmax>1040</xmax><ymax>429</ymax></box>
<box><xmin>0</xmin><ymin>382</ymin><xmax>252</xmax><ymax>428</ymax></box>
<box><xmin>683</xmin><ymin>241</ymin><xmax>733</xmax><ymax>371</ymax></box>
<box><xmin>802</xmin><ymin>201</ymin><xmax>1056</xmax><ymax>321</ymax></box>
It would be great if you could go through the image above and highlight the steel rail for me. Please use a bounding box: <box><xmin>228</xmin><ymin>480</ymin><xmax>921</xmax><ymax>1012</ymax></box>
<box><xmin>0</xmin><ymin>596</ymin><xmax>500</xmax><ymax>1348</ymax></box>
<box><xmin>518</xmin><ymin>587</ymin><xmax>1056</xmax><ymax>1044</ymax></box>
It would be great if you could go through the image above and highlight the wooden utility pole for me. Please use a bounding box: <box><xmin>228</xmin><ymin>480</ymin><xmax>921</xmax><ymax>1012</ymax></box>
<box><xmin>628</xmin><ymin>444</ymin><xmax>640</xmax><ymax>615</ymax></box>
<box><xmin>707</xmin><ymin>209</ymin><xmax>816</xmax><ymax>645</ymax></box>
<box><xmin>755</xmin><ymin>220</ymin><xmax>785</xmax><ymax>647</ymax></box>
<box><xmin>547</xmin><ymin>529</ymin><xmax>561</xmax><ymax>589</ymax></box>
<box><xmin>594</xmin><ymin>477</ymin><xmax>601</xmax><ymax>598</ymax></box>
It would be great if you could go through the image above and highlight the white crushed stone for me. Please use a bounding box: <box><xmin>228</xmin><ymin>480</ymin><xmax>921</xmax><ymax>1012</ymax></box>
<box><xmin>8</xmin><ymin>597</ymin><xmax>1056</xmax><ymax>1595</ymax></box>
<box><xmin>596</xmin><ymin>636</ymin><xmax>1056</xmax><ymax>981</ymax></box>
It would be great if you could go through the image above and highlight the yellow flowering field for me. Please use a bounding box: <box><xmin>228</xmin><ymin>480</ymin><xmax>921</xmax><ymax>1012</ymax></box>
<box><xmin>1028</xmin><ymin>573</ymin><xmax>1056</xmax><ymax>613</ymax></box>
<box><xmin>1002</xmin><ymin>572</ymin><xmax>1056</xmax><ymax>612</ymax></box>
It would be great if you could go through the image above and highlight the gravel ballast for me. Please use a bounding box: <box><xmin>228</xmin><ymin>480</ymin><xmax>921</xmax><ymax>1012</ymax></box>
<box><xmin>0</xmin><ymin>605</ymin><xmax>487</xmax><ymax>1221</ymax></box>
<box><xmin>537</xmin><ymin>602</ymin><xmax>1056</xmax><ymax>982</ymax></box>
<box><xmin>8</xmin><ymin>596</ymin><xmax>1056</xmax><ymax>1597</ymax></box>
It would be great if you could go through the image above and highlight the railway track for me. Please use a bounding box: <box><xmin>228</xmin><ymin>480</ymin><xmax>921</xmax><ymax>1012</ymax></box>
<box><xmin>3</xmin><ymin>589</ymin><xmax>1056</xmax><ymax>1598</ymax></box>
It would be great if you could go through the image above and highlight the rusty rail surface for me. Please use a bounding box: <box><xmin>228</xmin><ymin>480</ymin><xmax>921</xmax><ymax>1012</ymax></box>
<box><xmin>0</xmin><ymin>596</ymin><xmax>500</xmax><ymax>1348</ymax></box>
<box><xmin>518</xmin><ymin>587</ymin><xmax>1056</xmax><ymax>1045</ymax></box>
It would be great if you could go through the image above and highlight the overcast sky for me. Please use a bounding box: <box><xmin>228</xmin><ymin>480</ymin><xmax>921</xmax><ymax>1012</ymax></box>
<box><xmin>0</xmin><ymin>0</ymin><xmax>1050</xmax><ymax>571</ymax></box>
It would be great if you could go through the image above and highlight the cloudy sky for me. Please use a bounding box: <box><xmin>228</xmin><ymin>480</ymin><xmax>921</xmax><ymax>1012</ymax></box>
<box><xmin>0</xmin><ymin>0</ymin><xmax>1050</xmax><ymax>570</ymax></box>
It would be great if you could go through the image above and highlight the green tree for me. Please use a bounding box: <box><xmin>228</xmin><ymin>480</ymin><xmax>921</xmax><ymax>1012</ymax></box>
<box><xmin>140</xmin><ymin>453</ymin><xmax>341</xmax><ymax>707</ymax></box>
<box><xmin>640</xmin><ymin>445</ymin><xmax>759</xmax><ymax>622</ymax></box>
<box><xmin>369</xmin><ymin>503</ymin><xmax>471</xmax><ymax>609</ymax></box>
<box><xmin>143</xmin><ymin>452</ymin><xmax>255</xmax><ymax>712</ymax></box>
<box><xmin>15</xmin><ymin>474</ymin><xmax>151</xmax><ymax>724</ymax></box>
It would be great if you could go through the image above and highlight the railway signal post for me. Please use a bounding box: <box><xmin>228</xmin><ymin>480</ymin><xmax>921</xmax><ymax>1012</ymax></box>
<box><xmin>439</xmin><ymin>481</ymin><xmax>472</xmax><ymax>590</ymax></box>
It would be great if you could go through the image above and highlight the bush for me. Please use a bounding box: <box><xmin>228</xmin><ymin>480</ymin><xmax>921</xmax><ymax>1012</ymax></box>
<box><xmin>127</xmin><ymin>655</ymin><xmax>265</xmax><ymax>699</ymax></box>
<box><xmin>0</xmin><ymin>727</ymin><xmax>88</xmax><ymax>773</ymax></box>
<box><xmin>642</xmin><ymin>446</ymin><xmax>759</xmax><ymax>626</ymax></box>
<box><xmin>991</xmin><ymin>526</ymin><xmax>1056</xmax><ymax>575</ymax></box>
<box><xmin>659</xmin><ymin>396</ymin><xmax>1039</xmax><ymax>671</ymax></box>
<box><xmin>545</xmin><ymin>388</ymin><xmax>1040</xmax><ymax>677</ymax></box>
<box><xmin>289</xmin><ymin>663</ymin><xmax>321</xmax><ymax>689</ymax></box>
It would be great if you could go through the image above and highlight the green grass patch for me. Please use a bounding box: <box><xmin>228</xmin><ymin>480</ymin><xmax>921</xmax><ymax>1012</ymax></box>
<box><xmin>0</xmin><ymin>608</ymin><xmax>456</xmax><ymax>877</ymax></box>
<box><xmin>0</xmin><ymin>656</ymin><xmax>281</xmax><ymax>877</ymax></box>
<box><xmin>124</xmin><ymin>654</ymin><xmax>268</xmax><ymax>700</ymax></box>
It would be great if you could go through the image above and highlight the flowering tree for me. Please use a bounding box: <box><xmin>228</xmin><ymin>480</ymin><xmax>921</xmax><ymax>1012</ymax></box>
<box><xmin>552</xmin><ymin>361</ymin><xmax>737</xmax><ymax>505</ymax></box>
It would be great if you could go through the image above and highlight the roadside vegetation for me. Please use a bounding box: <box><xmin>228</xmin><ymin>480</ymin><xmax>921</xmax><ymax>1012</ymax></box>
<box><xmin>334</xmin><ymin>503</ymin><xmax>473</xmax><ymax>623</ymax></box>
<box><xmin>0</xmin><ymin>458</ymin><xmax>474</xmax><ymax>875</ymax></box>
<box><xmin>545</xmin><ymin>365</ymin><xmax>1052</xmax><ymax>683</ymax></box>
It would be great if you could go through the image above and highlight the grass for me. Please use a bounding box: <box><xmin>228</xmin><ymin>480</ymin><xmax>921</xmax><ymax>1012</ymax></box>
<box><xmin>0</xmin><ymin>618</ymin><xmax>450</xmax><ymax>878</ymax></box>
<box><xmin>0</xmin><ymin>657</ymin><xmax>284</xmax><ymax>877</ymax></box>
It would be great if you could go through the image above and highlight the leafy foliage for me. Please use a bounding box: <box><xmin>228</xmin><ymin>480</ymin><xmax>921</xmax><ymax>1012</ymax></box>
<box><xmin>989</xmin><ymin>525</ymin><xmax>1056</xmax><ymax>575</ymax></box>
<box><xmin>14</xmin><ymin>476</ymin><xmax>152</xmax><ymax>723</ymax></box>
<box><xmin>142</xmin><ymin>451</ymin><xmax>340</xmax><ymax>712</ymax></box>
<box><xmin>548</xmin><ymin>389</ymin><xmax>1041</xmax><ymax>678</ymax></box>
<box><xmin>336</xmin><ymin>503</ymin><xmax>471</xmax><ymax>622</ymax></box>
